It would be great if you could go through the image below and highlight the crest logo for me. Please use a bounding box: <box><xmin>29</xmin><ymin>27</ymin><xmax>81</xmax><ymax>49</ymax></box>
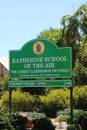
<box><xmin>33</xmin><ymin>41</ymin><xmax>45</xmax><ymax>55</ymax></box>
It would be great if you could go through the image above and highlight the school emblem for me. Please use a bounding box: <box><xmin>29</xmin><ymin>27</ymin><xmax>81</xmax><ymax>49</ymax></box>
<box><xmin>33</xmin><ymin>41</ymin><xmax>45</xmax><ymax>55</ymax></box>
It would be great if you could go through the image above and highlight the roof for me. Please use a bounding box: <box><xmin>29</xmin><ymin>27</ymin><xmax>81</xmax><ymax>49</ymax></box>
<box><xmin>0</xmin><ymin>57</ymin><xmax>9</xmax><ymax>70</ymax></box>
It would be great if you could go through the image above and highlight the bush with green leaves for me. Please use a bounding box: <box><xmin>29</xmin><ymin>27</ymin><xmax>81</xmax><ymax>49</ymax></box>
<box><xmin>73</xmin><ymin>62</ymin><xmax>87</xmax><ymax>86</ymax></box>
<box><xmin>73</xmin><ymin>86</ymin><xmax>87</xmax><ymax>110</ymax></box>
<box><xmin>0</xmin><ymin>89</ymin><xmax>70</xmax><ymax>117</ymax></box>
<box><xmin>11</xmin><ymin>112</ymin><xmax>54</xmax><ymax>130</ymax></box>
<box><xmin>0</xmin><ymin>90</ymin><xmax>35</xmax><ymax>112</ymax></box>
<box><xmin>32</xmin><ymin>118</ymin><xmax>55</xmax><ymax>130</ymax></box>
<box><xmin>67</xmin><ymin>110</ymin><xmax>87</xmax><ymax>130</ymax></box>
<box><xmin>0</xmin><ymin>109</ymin><xmax>15</xmax><ymax>130</ymax></box>
<box><xmin>73</xmin><ymin>110</ymin><xmax>87</xmax><ymax>130</ymax></box>
<box><xmin>40</xmin><ymin>89</ymin><xmax>70</xmax><ymax>117</ymax></box>
<box><xmin>0</xmin><ymin>76</ymin><xmax>9</xmax><ymax>91</ymax></box>
<box><xmin>67</xmin><ymin>124</ymin><xmax>82</xmax><ymax>130</ymax></box>
<box><xmin>18</xmin><ymin>111</ymin><xmax>46</xmax><ymax>120</ymax></box>
<box><xmin>0</xmin><ymin>110</ymin><xmax>53</xmax><ymax>130</ymax></box>
<box><xmin>0</xmin><ymin>90</ymin><xmax>45</xmax><ymax>113</ymax></box>
<box><xmin>1</xmin><ymin>86</ymin><xmax>87</xmax><ymax>119</ymax></box>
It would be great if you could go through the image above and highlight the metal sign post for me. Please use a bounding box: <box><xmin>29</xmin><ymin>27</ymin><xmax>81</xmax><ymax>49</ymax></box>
<box><xmin>9</xmin><ymin>87</ymin><xmax>12</xmax><ymax>113</ymax></box>
<box><xmin>70</xmin><ymin>86</ymin><xmax>73</xmax><ymax>124</ymax></box>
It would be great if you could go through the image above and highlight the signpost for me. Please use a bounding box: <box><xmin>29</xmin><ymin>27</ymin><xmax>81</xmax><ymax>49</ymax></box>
<box><xmin>9</xmin><ymin>38</ymin><xmax>73</xmax><ymax>123</ymax></box>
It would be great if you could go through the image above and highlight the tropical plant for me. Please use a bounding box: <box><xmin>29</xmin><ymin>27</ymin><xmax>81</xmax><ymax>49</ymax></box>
<box><xmin>61</xmin><ymin>4</ymin><xmax>87</xmax><ymax>67</ymax></box>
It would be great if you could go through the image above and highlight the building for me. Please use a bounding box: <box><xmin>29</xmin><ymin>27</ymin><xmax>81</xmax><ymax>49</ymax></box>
<box><xmin>0</xmin><ymin>57</ymin><xmax>9</xmax><ymax>76</ymax></box>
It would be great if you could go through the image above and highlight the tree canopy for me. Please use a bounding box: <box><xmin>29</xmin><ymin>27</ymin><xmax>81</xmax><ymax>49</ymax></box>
<box><xmin>38</xmin><ymin>4</ymin><xmax>87</xmax><ymax>86</ymax></box>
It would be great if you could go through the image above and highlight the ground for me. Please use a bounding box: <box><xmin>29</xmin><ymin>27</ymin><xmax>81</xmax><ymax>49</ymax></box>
<box><xmin>51</xmin><ymin>119</ymin><xmax>67</xmax><ymax>130</ymax></box>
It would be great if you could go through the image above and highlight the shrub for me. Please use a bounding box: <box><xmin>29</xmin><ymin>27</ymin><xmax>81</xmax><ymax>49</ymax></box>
<box><xmin>11</xmin><ymin>112</ymin><xmax>54</xmax><ymax>130</ymax></box>
<box><xmin>0</xmin><ymin>109</ymin><xmax>15</xmax><ymax>130</ymax></box>
<box><xmin>73</xmin><ymin>110</ymin><xmax>87</xmax><ymax>130</ymax></box>
<box><xmin>0</xmin><ymin>76</ymin><xmax>9</xmax><ymax>91</ymax></box>
<box><xmin>0</xmin><ymin>90</ymin><xmax>46</xmax><ymax>113</ymax></box>
<box><xmin>67</xmin><ymin>124</ymin><xmax>82</xmax><ymax>130</ymax></box>
<box><xmin>12</xmin><ymin>90</ymin><xmax>35</xmax><ymax>112</ymax></box>
<box><xmin>18</xmin><ymin>111</ymin><xmax>46</xmax><ymax>120</ymax></box>
<box><xmin>40</xmin><ymin>89</ymin><xmax>69</xmax><ymax>117</ymax></box>
<box><xmin>73</xmin><ymin>62</ymin><xmax>87</xmax><ymax>85</ymax></box>
<box><xmin>11</xmin><ymin>113</ymin><xmax>29</xmax><ymax>130</ymax></box>
<box><xmin>67</xmin><ymin>110</ymin><xmax>87</xmax><ymax>130</ymax></box>
<box><xmin>32</xmin><ymin>118</ymin><xmax>55</xmax><ymax>130</ymax></box>
<box><xmin>0</xmin><ymin>90</ymin><xmax>35</xmax><ymax>112</ymax></box>
<box><xmin>73</xmin><ymin>86</ymin><xmax>87</xmax><ymax>110</ymax></box>
<box><xmin>0</xmin><ymin>91</ymin><xmax>9</xmax><ymax>111</ymax></box>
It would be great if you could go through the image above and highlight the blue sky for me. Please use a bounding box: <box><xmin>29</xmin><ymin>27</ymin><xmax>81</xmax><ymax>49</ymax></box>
<box><xmin>0</xmin><ymin>0</ymin><xmax>86</xmax><ymax>57</ymax></box>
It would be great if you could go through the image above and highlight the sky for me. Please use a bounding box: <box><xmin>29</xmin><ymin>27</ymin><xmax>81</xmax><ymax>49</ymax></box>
<box><xmin>0</xmin><ymin>0</ymin><xmax>86</xmax><ymax>57</ymax></box>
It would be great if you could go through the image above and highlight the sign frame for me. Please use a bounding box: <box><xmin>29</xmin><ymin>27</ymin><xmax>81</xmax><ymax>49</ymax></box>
<box><xmin>9</xmin><ymin>39</ymin><xmax>72</xmax><ymax>79</ymax></box>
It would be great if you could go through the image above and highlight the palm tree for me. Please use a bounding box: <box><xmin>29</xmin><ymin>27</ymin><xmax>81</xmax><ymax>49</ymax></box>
<box><xmin>61</xmin><ymin>4</ymin><xmax>87</xmax><ymax>67</ymax></box>
<box><xmin>75</xmin><ymin>4</ymin><xmax>87</xmax><ymax>35</ymax></box>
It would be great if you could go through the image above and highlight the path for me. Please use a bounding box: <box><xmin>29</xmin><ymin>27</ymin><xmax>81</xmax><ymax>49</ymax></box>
<box><xmin>51</xmin><ymin>119</ymin><xmax>67</xmax><ymax>130</ymax></box>
<box><xmin>55</xmin><ymin>122</ymin><xmax>67</xmax><ymax>130</ymax></box>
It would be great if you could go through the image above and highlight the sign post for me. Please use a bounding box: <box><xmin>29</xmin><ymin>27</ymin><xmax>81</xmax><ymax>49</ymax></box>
<box><xmin>70</xmin><ymin>86</ymin><xmax>73</xmax><ymax>124</ymax></box>
<box><xmin>9</xmin><ymin>38</ymin><xmax>73</xmax><ymax>123</ymax></box>
<box><xmin>9</xmin><ymin>87</ymin><xmax>12</xmax><ymax>113</ymax></box>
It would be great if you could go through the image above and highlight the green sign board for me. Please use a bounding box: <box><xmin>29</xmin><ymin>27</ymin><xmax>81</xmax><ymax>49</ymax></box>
<box><xmin>9</xmin><ymin>39</ymin><xmax>72</xmax><ymax>79</ymax></box>
<box><xmin>9</xmin><ymin>80</ymin><xmax>72</xmax><ymax>87</ymax></box>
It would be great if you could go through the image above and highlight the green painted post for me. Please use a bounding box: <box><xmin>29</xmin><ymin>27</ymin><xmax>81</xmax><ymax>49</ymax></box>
<box><xmin>70</xmin><ymin>86</ymin><xmax>73</xmax><ymax>124</ymax></box>
<box><xmin>9</xmin><ymin>88</ymin><xmax>12</xmax><ymax>113</ymax></box>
